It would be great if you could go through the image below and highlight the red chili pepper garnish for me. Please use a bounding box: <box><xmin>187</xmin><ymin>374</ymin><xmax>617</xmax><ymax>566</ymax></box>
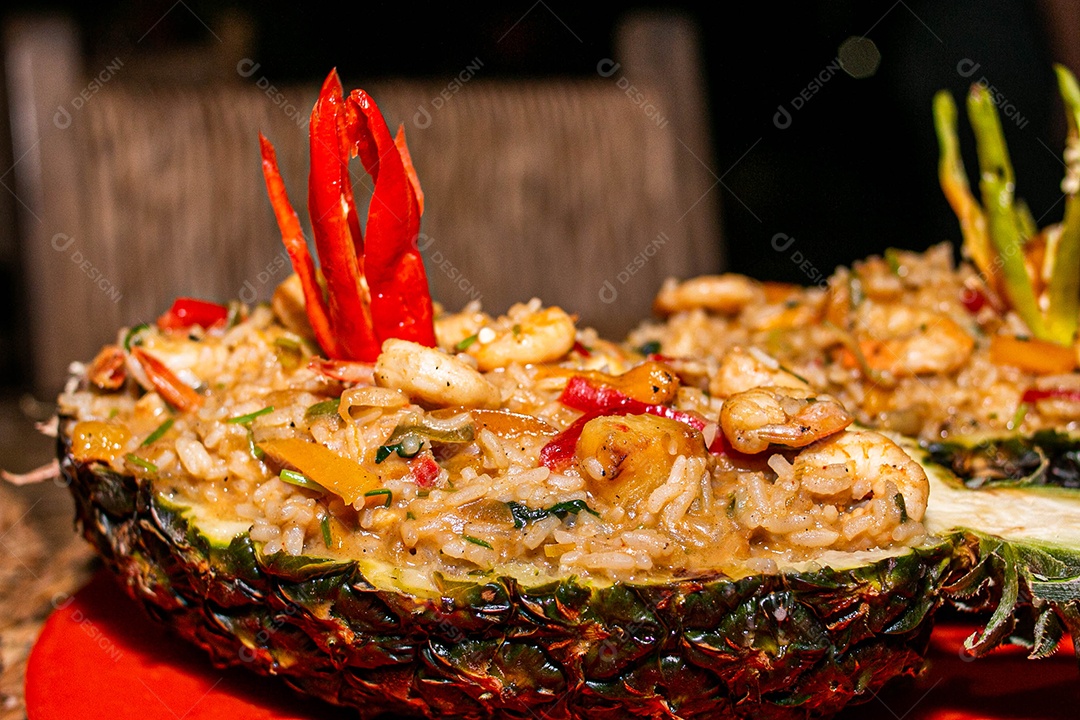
<box><xmin>308</xmin><ymin>71</ymin><xmax>380</xmax><ymax>361</ymax></box>
<box><xmin>540</xmin><ymin>376</ymin><xmax>723</xmax><ymax>471</ymax></box>
<box><xmin>156</xmin><ymin>298</ymin><xmax>228</xmax><ymax>332</ymax></box>
<box><xmin>260</xmin><ymin>69</ymin><xmax>436</xmax><ymax>362</ymax></box>
<box><xmin>1021</xmin><ymin>387</ymin><xmax>1080</xmax><ymax>404</ymax></box>
<box><xmin>410</xmin><ymin>454</ymin><xmax>441</xmax><ymax>488</ymax></box>
<box><xmin>572</xmin><ymin>341</ymin><xmax>592</xmax><ymax>357</ymax></box>
<box><xmin>345</xmin><ymin>88</ymin><xmax>435</xmax><ymax>348</ymax></box>
<box><xmin>648</xmin><ymin>353</ymin><xmax>676</xmax><ymax>363</ymax></box>
<box><xmin>131</xmin><ymin>347</ymin><xmax>204</xmax><ymax>412</ymax></box>
<box><xmin>258</xmin><ymin>134</ymin><xmax>338</xmax><ymax>357</ymax></box>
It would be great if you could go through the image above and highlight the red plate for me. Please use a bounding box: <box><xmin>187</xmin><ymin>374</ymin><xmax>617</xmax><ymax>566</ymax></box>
<box><xmin>26</xmin><ymin>571</ymin><xmax>1080</xmax><ymax>720</ymax></box>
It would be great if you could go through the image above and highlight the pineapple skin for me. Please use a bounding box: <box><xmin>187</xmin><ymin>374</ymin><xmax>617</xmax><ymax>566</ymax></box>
<box><xmin>61</xmin><ymin>435</ymin><xmax>955</xmax><ymax>720</ymax></box>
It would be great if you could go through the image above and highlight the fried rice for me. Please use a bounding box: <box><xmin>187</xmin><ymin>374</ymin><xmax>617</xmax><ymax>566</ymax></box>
<box><xmin>59</xmin><ymin>294</ymin><xmax>929</xmax><ymax>586</ymax></box>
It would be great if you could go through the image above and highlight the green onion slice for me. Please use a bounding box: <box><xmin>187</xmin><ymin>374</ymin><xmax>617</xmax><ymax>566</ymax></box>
<box><xmin>140</xmin><ymin>418</ymin><xmax>175</xmax><ymax>447</ymax></box>
<box><xmin>226</xmin><ymin>406</ymin><xmax>274</xmax><ymax>424</ymax></box>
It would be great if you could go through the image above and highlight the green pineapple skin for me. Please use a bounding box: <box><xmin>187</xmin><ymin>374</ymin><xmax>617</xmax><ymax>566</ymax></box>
<box><xmin>61</xmin><ymin>438</ymin><xmax>954</xmax><ymax>720</ymax></box>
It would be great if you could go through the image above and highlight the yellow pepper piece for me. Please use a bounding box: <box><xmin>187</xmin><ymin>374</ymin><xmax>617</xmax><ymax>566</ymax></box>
<box><xmin>989</xmin><ymin>335</ymin><xmax>1077</xmax><ymax>375</ymax></box>
<box><xmin>71</xmin><ymin>421</ymin><xmax>131</xmax><ymax>463</ymax></box>
<box><xmin>258</xmin><ymin>437</ymin><xmax>380</xmax><ymax>506</ymax></box>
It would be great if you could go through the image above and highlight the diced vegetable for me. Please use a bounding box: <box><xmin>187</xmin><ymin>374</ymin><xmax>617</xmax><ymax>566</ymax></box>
<box><xmin>259</xmin><ymin>437</ymin><xmax>380</xmax><ymax>505</ymax></box>
<box><xmin>989</xmin><ymin>335</ymin><xmax>1076</xmax><ymax>375</ymax></box>
<box><xmin>156</xmin><ymin>298</ymin><xmax>228</xmax><ymax>331</ymax></box>
<box><xmin>462</xmin><ymin>535</ymin><xmax>492</xmax><ymax>549</ymax></box>
<box><xmin>305</xmin><ymin>398</ymin><xmax>342</xmax><ymax>419</ymax></box>
<box><xmin>70</xmin><ymin>421</ymin><xmax>131</xmax><ymax>463</ymax></box>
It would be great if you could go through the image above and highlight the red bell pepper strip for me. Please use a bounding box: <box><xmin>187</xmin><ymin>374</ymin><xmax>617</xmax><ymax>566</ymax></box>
<box><xmin>258</xmin><ymin>134</ymin><xmax>338</xmax><ymax>357</ymax></box>
<box><xmin>540</xmin><ymin>376</ymin><xmax>726</xmax><ymax>471</ymax></box>
<box><xmin>308</xmin><ymin>71</ymin><xmax>380</xmax><ymax>361</ymax></box>
<box><xmin>156</xmin><ymin>298</ymin><xmax>228</xmax><ymax>331</ymax></box>
<box><xmin>131</xmin><ymin>347</ymin><xmax>204</xmax><ymax>412</ymax></box>
<box><xmin>1021</xmin><ymin>387</ymin><xmax>1080</xmax><ymax>404</ymax></box>
<box><xmin>345</xmin><ymin>89</ymin><xmax>436</xmax><ymax>348</ymax></box>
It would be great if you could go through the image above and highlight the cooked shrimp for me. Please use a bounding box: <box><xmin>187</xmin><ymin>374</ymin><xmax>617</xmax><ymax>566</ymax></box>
<box><xmin>851</xmin><ymin>304</ymin><xmax>974</xmax><ymax>376</ymax></box>
<box><xmin>653</xmin><ymin>274</ymin><xmax>763</xmax><ymax>316</ymax></box>
<box><xmin>374</xmin><ymin>339</ymin><xmax>500</xmax><ymax>409</ymax></box>
<box><xmin>467</xmin><ymin>304</ymin><xmax>576</xmax><ymax>371</ymax></box>
<box><xmin>793</xmin><ymin>430</ymin><xmax>928</xmax><ymax>538</ymax></box>
<box><xmin>87</xmin><ymin>345</ymin><xmax>127</xmax><ymax>390</ymax></box>
<box><xmin>434</xmin><ymin>305</ymin><xmax>487</xmax><ymax>352</ymax></box>
<box><xmin>709</xmin><ymin>347</ymin><xmax>809</xmax><ymax>398</ymax></box>
<box><xmin>720</xmin><ymin>386</ymin><xmax>852</xmax><ymax>454</ymax></box>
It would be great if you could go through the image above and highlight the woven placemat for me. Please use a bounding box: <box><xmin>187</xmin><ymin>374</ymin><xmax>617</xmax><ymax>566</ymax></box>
<box><xmin>0</xmin><ymin>481</ymin><xmax>96</xmax><ymax>720</ymax></box>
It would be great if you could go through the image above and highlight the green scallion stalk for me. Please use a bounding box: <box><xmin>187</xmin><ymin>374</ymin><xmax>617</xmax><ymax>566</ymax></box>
<box><xmin>364</xmin><ymin>488</ymin><xmax>393</xmax><ymax>508</ymax></box>
<box><xmin>463</xmin><ymin>535</ymin><xmax>492</xmax><ymax>549</ymax></box>
<box><xmin>140</xmin><ymin>418</ymin><xmax>174</xmax><ymax>447</ymax></box>
<box><xmin>280</xmin><ymin>469</ymin><xmax>325</xmax><ymax>493</ymax></box>
<box><xmin>967</xmin><ymin>84</ymin><xmax>1046</xmax><ymax>339</ymax></box>
<box><xmin>125</xmin><ymin>453</ymin><xmax>158</xmax><ymax>473</ymax></box>
<box><xmin>1044</xmin><ymin>64</ymin><xmax>1080</xmax><ymax>346</ymax></box>
<box><xmin>226</xmin><ymin>406</ymin><xmax>274</xmax><ymax>425</ymax></box>
<box><xmin>320</xmin><ymin>515</ymin><xmax>333</xmax><ymax>547</ymax></box>
<box><xmin>455</xmin><ymin>334</ymin><xmax>478</xmax><ymax>351</ymax></box>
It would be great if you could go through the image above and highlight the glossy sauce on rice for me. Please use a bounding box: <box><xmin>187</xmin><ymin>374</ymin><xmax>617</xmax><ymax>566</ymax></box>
<box><xmin>60</xmin><ymin>298</ymin><xmax>929</xmax><ymax>584</ymax></box>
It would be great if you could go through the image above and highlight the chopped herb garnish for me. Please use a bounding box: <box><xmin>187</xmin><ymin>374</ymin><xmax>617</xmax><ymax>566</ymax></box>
<box><xmin>123</xmin><ymin>323</ymin><xmax>150</xmax><ymax>352</ymax></box>
<box><xmin>463</xmin><ymin>535</ymin><xmax>492</xmax><ymax>549</ymax></box>
<box><xmin>1011</xmin><ymin>402</ymin><xmax>1030</xmax><ymax>430</ymax></box>
<box><xmin>884</xmin><ymin>248</ymin><xmax>902</xmax><ymax>276</ymax></box>
<box><xmin>406</xmin><ymin>511</ymin><xmax>416</xmax><ymax>520</ymax></box>
<box><xmin>305</xmin><ymin>398</ymin><xmax>341</xmax><ymax>419</ymax></box>
<box><xmin>455</xmin><ymin>334</ymin><xmax>479</xmax><ymax>351</ymax></box>
<box><xmin>506</xmin><ymin>499</ymin><xmax>600</xmax><ymax>529</ymax></box>
<box><xmin>376</xmin><ymin>435</ymin><xmax>424</xmax><ymax>463</ymax></box>
<box><xmin>141</xmin><ymin>418</ymin><xmax>175</xmax><ymax>447</ymax></box>
<box><xmin>246</xmin><ymin>428</ymin><xmax>264</xmax><ymax>461</ymax></box>
<box><xmin>226</xmin><ymin>300</ymin><xmax>245</xmax><ymax>328</ymax></box>
<box><xmin>364</xmin><ymin>488</ymin><xmax>393</xmax><ymax>507</ymax></box>
<box><xmin>280</xmin><ymin>469</ymin><xmax>325</xmax><ymax>493</ymax></box>
<box><xmin>637</xmin><ymin>340</ymin><xmax>662</xmax><ymax>356</ymax></box>
<box><xmin>226</xmin><ymin>406</ymin><xmax>274</xmax><ymax>424</ymax></box>
<box><xmin>894</xmin><ymin>493</ymin><xmax>908</xmax><ymax>523</ymax></box>
<box><xmin>125</xmin><ymin>453</ymin><xmax>158</xmax><ymax>473</ymax></box>
<box><xmin>320</xmin><ymin>515</ymin><xmax>333</xmax><ymax>547</ymax></box>
<box><xmin>511</xmin><ymin>323</ymin><xmax>522</xmax><ymax>336</ymax></box>
<box><xmin>273</xmin><ymin>336</ymin><xmax>303</xmax><ymax>369</ymax></box>
<box><xmin>416</xmin><ymin>490</ymin><xmax>431</xmax><ymax>498</ymax></box>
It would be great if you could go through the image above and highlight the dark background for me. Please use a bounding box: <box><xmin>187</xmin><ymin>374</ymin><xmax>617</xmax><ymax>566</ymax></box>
<box><xmin>0</xmin><ymin>0</ymin><xmax>1074</xmax><ymax>392</ymax></box>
